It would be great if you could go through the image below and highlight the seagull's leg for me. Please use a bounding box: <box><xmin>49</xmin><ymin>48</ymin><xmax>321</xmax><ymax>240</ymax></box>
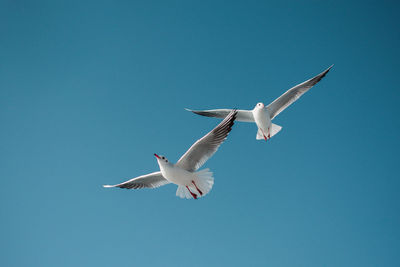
<box><xmin>192</xmin><ymin>181</ymin><xmax>203</xmax><ymax>196</ymax></box>
<box><xmin>262</xmin><ymin>128</ymin><xmax>269</xmax><ymax>142</ymax></box>
<box><xmin>186</xmin><ymin>186</ymin><xmax>198</xmax><ymax>199</ymax></box>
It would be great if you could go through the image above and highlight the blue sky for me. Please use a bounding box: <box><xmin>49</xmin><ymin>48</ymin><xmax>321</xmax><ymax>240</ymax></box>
<box><xmin>1</xmin><ymin>1</ymin><xmax>399</xmax><ymax>266</ymax></box>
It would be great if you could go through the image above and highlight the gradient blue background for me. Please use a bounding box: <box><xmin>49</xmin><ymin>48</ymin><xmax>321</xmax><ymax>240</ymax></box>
<box><xmin>1</xmin><ymin>1</ymin><xmax>399</xmax><ymax>266</ymax></box>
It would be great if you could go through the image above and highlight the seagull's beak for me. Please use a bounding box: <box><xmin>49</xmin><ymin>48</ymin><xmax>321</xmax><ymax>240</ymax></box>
<box><xmin>154</xmin><ymin>153</ymin><xmax>160</xmax><ymax>159</ymax></box>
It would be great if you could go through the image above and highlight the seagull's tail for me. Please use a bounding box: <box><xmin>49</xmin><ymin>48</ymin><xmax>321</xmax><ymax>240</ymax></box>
<box><xmin>256</xmin><ymin>123</ymin><xmax>282</xmax><ymax>140</ymax></box>
<box><xmin>176</xmin><ymin>168</ymin><xmax>214</xmax><ymax>199</ymax></box>
<box><xmin>194</xmin><ymin>168</ymin><xmax>214</xmax><ymax>196</ymax></box>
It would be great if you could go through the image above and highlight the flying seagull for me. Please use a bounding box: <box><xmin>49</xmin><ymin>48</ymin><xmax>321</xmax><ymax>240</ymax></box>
<box><xmin>103</xmin><ymin>110</ymin><xmax>238</xmax><ymax>199</ymax></box>
<box><xmin>186</xmin><ymin>65</ymin><xmax>332</xmax><ymax>141</ymax></box>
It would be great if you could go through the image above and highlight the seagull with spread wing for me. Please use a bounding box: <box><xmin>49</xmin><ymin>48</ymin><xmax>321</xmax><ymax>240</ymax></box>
<box><xmin>103</xmin><ymin>110</ymin><xmax>237</xmax><ymax>199</ymax></box>
<box><xmin>186</xmin><ymin>65</ymin><xmax>332</xmax><ymax>141</ymax></box>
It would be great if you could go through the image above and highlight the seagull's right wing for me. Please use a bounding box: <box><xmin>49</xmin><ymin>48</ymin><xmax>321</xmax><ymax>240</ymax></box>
<box><xmin>266</xmin><ymin>65</ymin><xmax>333</xmax><ymax>120</ymax></box>
<box><xmin>176</xmin><ymin>110</ymin><xmax>237</xmax><ymax>172</ymax></box>
<box><xmin>103</xmin><ymin>171</ymin><xmax>169</xmax><ymax>189</ymax></box>
<box><xmin>267</xmin><ymin>65</ymin><xmax>333</xmax><ymax>120</ymax></box>
<box><xmin>186</xmin><ymin>108</ymin><xmax>253</xmax><ymax>122</ymax></box>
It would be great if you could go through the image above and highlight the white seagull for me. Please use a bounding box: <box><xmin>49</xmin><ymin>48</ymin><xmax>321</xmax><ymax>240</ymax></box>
<box><xmin>186</xmin><ymin>65</ymin><xmax>332</xmax><ymax>141</ymax></box>
<box><xmin>103</xmin><ymin>110</ymin><xmax>237</xmax><ymax>199</ymax></box>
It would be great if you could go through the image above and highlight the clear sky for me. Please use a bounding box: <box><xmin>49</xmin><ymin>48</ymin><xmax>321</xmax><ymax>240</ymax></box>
<box><xmin>1</xmin><ymin>1</ymin><xmax>399</xmax><ymax>266</ymax></box>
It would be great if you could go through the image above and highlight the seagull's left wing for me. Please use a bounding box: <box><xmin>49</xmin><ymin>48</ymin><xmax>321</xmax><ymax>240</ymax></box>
<box><xmin>103</xmin><ymin>171</ymin><xmax>169</xmax><ymax>189</ymax></box>
<box><xmin>186</xmin><ymin>108</ymin><xmax>253</xmax><ymax>122</ymax></box>
<box><xmin>267</xmin><ymin>65</ymin><xmax>333</xmax><ymax>120</ymax></box>
<box><xmin>176</xmin><ymin>110</ymin><xmax>237</xmax><ymax>172</ymax></box>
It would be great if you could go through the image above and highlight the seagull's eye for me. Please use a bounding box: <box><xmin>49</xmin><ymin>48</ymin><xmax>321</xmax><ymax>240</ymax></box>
<box><xmin>162</xmin><ymin>156</ymin><xmax>165</xmax><ymax>159</ymax></box>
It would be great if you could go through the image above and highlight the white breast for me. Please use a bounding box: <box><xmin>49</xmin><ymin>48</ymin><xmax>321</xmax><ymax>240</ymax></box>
<box><xmin>159</xmin><ymin>164</ymin><xmax>194</xmax><ymax>186</ymax></box>
<box><xmin>252</xmin><ymin>108</ymin><xmax>271</xmax><ymax>131</ymax></box>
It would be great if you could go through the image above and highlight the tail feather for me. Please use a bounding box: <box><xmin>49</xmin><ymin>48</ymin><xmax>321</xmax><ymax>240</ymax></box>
<box><xmin>256</xmin><ymin>123</ymin><xmax>282</xmax><ymax>140</ymax></box>
<box><xmin>256</xmin><ymin>129</ymin><xmax>266</xmax><ymax>140</ymax></box>
<box><xmin>176</xmin><ymin>185</ymin><xmax>189</xmax><ymax>199</ymax></box>
<box><xmin>194</xmin><ymin>168</ymin><xmax>214</xmax><ymax>197</ymax></box>
<box><xmin>270</xmin><ymin>123</ymin><xmax>282</xmax><ymax>137</ymax></box>
<box><xmin>176</xmin><ymin>168</ymin><xmax>214</xmax><ymax>199</ymax></box>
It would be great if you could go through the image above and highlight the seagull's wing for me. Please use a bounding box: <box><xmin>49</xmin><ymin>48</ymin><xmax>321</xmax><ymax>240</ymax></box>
<box><xmin>186</xmin><ymin>108</ymin><xmax>253</xmax><ymax>122</ymax></box>
<box><xmin>103</xmin><ymin>171</ymin><xmax>169</xmax><ymax>189</ymax></box>
<box><xmin>267</xmin><ymin>65</ymin><xmax>333</xmax><ymax>120</ymax></box>
<box><xmin>176</xmin><ymin>110</ymin><xmax>237</xmax><ymax>172</ymax></box>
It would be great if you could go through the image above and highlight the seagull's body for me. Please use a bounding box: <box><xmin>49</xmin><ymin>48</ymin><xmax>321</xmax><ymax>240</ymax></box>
<box><xmin>103</xmin><ymin>110</ymin><xmax>237</xmax><ymax>199</ymax></box>
<box><xmin>252</xmin><ymin>102</ymin><xmax>273</xmax><ymax>141</ymax></box>
<box><xmin>159</xmin><ymin>161</ymin><xmax>194</xmax><ymax>186</ymax></box>
<box><xmin>156</xmin><ymin>158</ymin><xmax>213</xmax><ymax>199</ymax></box>
<box><xmin>187</xmin><ymin>65</ymin><xmax>332</xmax><ymax>141</ymax></box>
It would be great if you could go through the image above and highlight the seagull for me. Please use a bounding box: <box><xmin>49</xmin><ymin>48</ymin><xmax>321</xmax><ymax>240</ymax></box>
<box><xmin>103</xmin><ymin>110</ymin><xmax>238</xmax><ymax>199</ymax></box>
<box><xmin>186</xmin><ymin>65</ymin><xmax>332</xmax><ymax>141</ymax></box>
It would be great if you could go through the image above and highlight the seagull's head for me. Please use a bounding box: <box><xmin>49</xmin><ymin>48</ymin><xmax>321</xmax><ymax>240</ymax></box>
<box><xmin>255</xmin><ymin>102</ymin><xmax>265</xmax><ymax>109</ymax></box>
<box><xmin>154</xmin><ymin>153</ymin><xmax>169</xmax><ymax>164</ymax></box>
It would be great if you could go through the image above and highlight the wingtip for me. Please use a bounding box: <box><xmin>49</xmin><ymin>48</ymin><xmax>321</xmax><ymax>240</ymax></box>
<box><xmin>232</xmin><ymin>108</ymin><xmax>238</xmax><ymax>117</ymax></box>
<box><xmin>184</xmin><ymin>108</ymin><xmax>193</xmax><ymax>112</ymax></box>
<box><xmin>318</xmin><ymin>65</ymin><xmax>333</xmax><ymax>77</ymax></box>
<box><xmin>103</xmin><ymin>185</ymin><xmax>113</xmax><ymax>188</ymax></box>
<box><xmin>325</xmin><ymin>64</ymin><xmax>334</xmax><ymax>73</ymax></box>
<box><xmin>228</xmin><ymin>109</ymin><xmax>238</xmax><ymax>122</ymax></box>
<box><xmin>228</xmin><ymin>109</ymin><xmax>238</xmax><ymax>117</ymax></box>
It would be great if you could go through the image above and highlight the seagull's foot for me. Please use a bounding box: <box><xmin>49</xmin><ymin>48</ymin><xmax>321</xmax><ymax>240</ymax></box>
<box><xmin>263</xmin><ymin>134</ymin><xmax>268</xmax><ymax>142</ymax></box>
<box><xmin>186</xmin><ymin>186</ymin><xmax>198</xmax><ymax>199</ymax></box>
<box><xmin>192</xmin><ymin>181</ymin><xmax>203</xmax><ymax>196</ymax></box>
